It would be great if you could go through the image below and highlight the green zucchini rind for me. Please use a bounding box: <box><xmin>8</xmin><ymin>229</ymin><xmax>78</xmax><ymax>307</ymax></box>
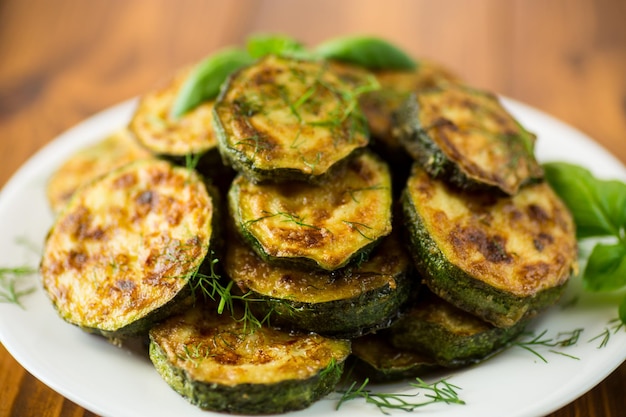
<box><xmin>401</xmin><ymin>164</ymin><xmax>578</xmax><ymax>328</ymax></box>
<box><xmin>388</xmin><ymin>290</ymin><xmax>527</xmax><ymax>368</ymax></box>
<box><xmin>213</xmin><ymin>54</ymin><xmax>373</xmax><ymax>183</ymax></box>
<box><xmin>148</xmin><ymin>303</ymin><xmax>351</xmax><ymax>415</ymax></box>
<box><xmin>348</xmin><ymin>332</ymin><xmax>439</xmax><ymax>382</ymax></box>
<box><xmin>225</xmin><ymin>232</ymin><xmax>414</xmax><ymax>338</ymax></box>
<box><xmin>395</xmin><ymin>83</ymin><xmax>544</xmax><ymax>195</ymax></box>
<box><xmin>228</xmin><ymin>150</ymin><xmax>393</xmax><ymax>271</ymax></box>
<box><xmin>41</xmin><ymin>159</ymin><xmax>217</xmax><ymax>338</ymax></box>
<box><xmin>128</xmin><ymin>66</ymin><xmax>228</xmax><ymax>178</ymax></box>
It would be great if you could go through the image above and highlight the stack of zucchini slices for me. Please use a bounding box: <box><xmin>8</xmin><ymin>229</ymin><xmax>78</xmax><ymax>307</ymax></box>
<box><xmin>351</xmin><ymin>72</ymin><xmax>578</xmax><ymax>380</ymax></box>
<box><xmin>40</xmin><ymin>36</ymin><xmax>580</xmax><ymax>414</ymax></box>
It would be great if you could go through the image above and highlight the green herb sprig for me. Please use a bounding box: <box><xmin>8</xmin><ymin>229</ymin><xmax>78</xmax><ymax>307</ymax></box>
<box><xmin>170</xmin><ymin>47</ymin><xmax>254</xmax><ymax>119</ymax></box>
<box><xmin>543</xmin><ymin>162</ymin><xmax>626</xmax><ymax>324</ymax></box>
<box><xmin>171</xmin><ymin>34</ymin><xmax>414</xmax><ymax>118</ymax></box>
<box><xmin>336</xmin><ymin>377</ymin><xmax>465</xmax><ymax>414</ymax></box>
<box><xmin>316</xmin><ymin>35</ymin><xmax>416</xmax><ymax>71</ymax></box>
<box><xmin>588</xmin><ymin>318</ymin><xmax>625</xmax><ymax>348</ymax></box>
<box><xmin>189</xmin><ymin>255</ymin><xmax>272</xmax><ymax>333</ymax></box>
<box><xmin>0</xmin><ymin>266</ymin><xmax>37</xmax><ymax>308</ymax></box>
<box><xmin>513</xmin><ymin>328</ymin><xmax>583</xmax><ymax>362</ymax></box>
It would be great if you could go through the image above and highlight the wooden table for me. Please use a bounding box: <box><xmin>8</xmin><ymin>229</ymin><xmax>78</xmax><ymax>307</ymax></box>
<box><xmin>1</xmin><ymin>1</ymin><xmax>625</xmax><ymax>416</ymax></box>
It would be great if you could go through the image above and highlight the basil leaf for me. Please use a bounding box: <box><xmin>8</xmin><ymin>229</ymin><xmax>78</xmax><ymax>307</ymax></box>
<box><xmin>170</xmin><ymin>48</ymin><xmax>253</xmax><ymax>119</ymax></box>
<box><xmin>246</xmin><ymin>33</ymin><xmax>312</xmax><ymax>59</ymax></box>
<box><xmin>543</xmin><ymin>162</ymin><xmax>626</xmax><ymax>238</ymax></box>
<box><xmin>315</xmin><ymin>36</ymin><xmax>416</xmax><ymax>70</ymax></box>
<box><xmin>619</xmin><ymin>295</ymin><xmax>626</xmax><ymax>325</ymax></box>
<box><xmin>582</xmin><ymin>242</ymin><xmax>626</xmax><ymax>292</ymax></box>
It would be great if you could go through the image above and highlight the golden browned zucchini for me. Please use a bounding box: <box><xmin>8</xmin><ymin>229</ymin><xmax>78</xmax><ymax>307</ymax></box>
<box><xmin>149</xmin><ymin>302</ymin><xmax>351</xmax><ymax>414</ymax></box>
<box><xmin>213</xmin><ymin>55</ymin><xmax>373</xmax><ymax>183</ymax></box>
<box><xmin>227</xmin><ymin>150</ymin><xmax>393</xmax><ymax>271</ymax></box>
<box><xmin>224</xmin><ymin>232</ymin><xmax>414</xmax><ymax>338</ymax></box>
<box><xmin>128</xmin><ymin>66</ymin><xmax>228</xmax><ymax>178</ymax></box>
<box><xmin>41</xmin><ymin>159</ymin><xmax>218</xmax><ymax>337</ymax></box>
<box><xmin>46</xmin><ymin>129</ymin><xmax>150</xmax><ymax>214</ymax></box>
<box><xmin>387</xmin><ymin>290</ymin><xmax>527</xmax><ymax>367</ymax></box>
<box><xmin>395</xmin><ymin>84</ymin><xmax>543</xmax><ymax>195</ymax></box>
<box><xmin>401</xmin><ymin>164</ymin><xmax>578</xmax><ymax>327</ymax></box>
<box><xmin>349</xmin><ymin>332</ymin><xmax>439</xmax><ymax>382</ymax></box>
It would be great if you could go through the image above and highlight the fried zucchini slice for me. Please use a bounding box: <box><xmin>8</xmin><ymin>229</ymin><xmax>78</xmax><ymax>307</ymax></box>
<box><xmin>225</xmin><ymin>232</ymin><xmax>414</xmax><ymax>338</ymax></box>
<box><xmin>349</xmin><ymin>332</ymin><xmax>439</xmax><ymax>382</ymax></box>
<box><xmin>213</xmin><ymin>54</ymin><xmax>371</xmax><ymax>183</ymax></box>
<box><xmin>41</xmin><ymin>159</ymin><xmax>217</xmax><ymax>337</ymax></box>
<box><xmin>149</xmin><ymin>303</ymin><xmax>351</xmax><ymax>414</ymax></box>
<box><xmin>401</xmin><ymin>164</ymin><xmax>578</xmax><ymax>327</ymax></box>
<box><xmin>359</xmin><ymin>59</ymin><xmax>460</xmax><ymax>149</ymax></box>
<box><xmin>388</xmin><ymin>290</ymin><xmax>527</xmax><ymax>367</ymax></box>
<box><xmin>228</xmin><ymin>150</ymin><xmax>393</xmax><ymax>271</ymax></box>
<box><xmin>395</xmin><ymin>84</ymin><xmax>543</xmax><ymax>195</ymax></box>
<box><xmin>129</xmin><ymin>67</ymin><xmax>229</xmax><ymax>179</ymax></box>
<box><xmin>46</xmin><ymin>129</ymin><xmax>150</xmax><ymax>214</ymax></box>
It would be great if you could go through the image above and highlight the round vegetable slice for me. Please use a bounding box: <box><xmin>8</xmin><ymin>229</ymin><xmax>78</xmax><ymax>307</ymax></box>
<box><xmin>395</xmin><ymin>83</ymin><xmax>544</xmax><ymax>195</ymax></box>
<box><xmin>227</xmin><ymin>150</ymin><xmax>393</xmax><ymax>271</ymax></box>
<box><xmin>41</xmin><ymin>159</ymin><xmax>216</xmax><ymax>337</ymax></box>
<box><xmin>401</xmin><ymin>164</ymin><xmax>578</xmax><ymax>327</ymax></box>
<box><xmin>349</xmin><ymin>332</ymin><xmax>439</xmax><ymax>382</ymax></box>
<box><xmin>213</xmin><ymin>54</ymin><xmax>371</xmax><ymax>183</ymax></box>
<box><xmin>224</xmin><ymin>232</ymin><xmax>414</xmax><ymax>338</ymax></box>
<box><xmin>129</xmin><ymin>66</ymin><xmax>228</xmax><ymax>178</ymax></box>
<box><xmin>149</xmin><ymin>302</ymin><xmax>351</xmax><ymax>414</ymax></box>
<box><xmin>388</xmin><ymin>290</ymin><xmax>527</xmax><ymax>367</ymax></box>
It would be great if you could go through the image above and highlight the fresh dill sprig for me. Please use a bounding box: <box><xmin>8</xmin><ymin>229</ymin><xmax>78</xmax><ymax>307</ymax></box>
<box><xmin>189</xmin><ymin>254</ymin><xmax>273</xmax><ymax>333</ymax></box>
<box><xmin>336</xmin><ymin>377</ymin><xmax>465</xmax><ymax>414</ymax></box>
<box><xmin>348</xmin><ymin>184</ymin><xmax>387</xmax><ymax>203</ymax></box>
<box><xmin>184</xmin><ymin>152</ymin><xmax>203</xmax><ymax>171</ymax></box>
<box><xmin>588</xmin><ymin>318</ymin><xmax>625</xmax><ymax>349</ymax></box>
<box><xmin>0</xmin><ymin>266</ymin><xmax>38</xmax><ymax>308</ymax></box>
<box><xmin>513</xmin><ymin>328</ymin><xmax>583</xmax><ymax>362</ymax></box>
<box><xmin>342</xmin><ymin>220</ymin><xmax>374</xmax><ymax>240</ymax></box>
<box><xmin>245</xmin><ymin>210</ymin><xmax>322</xmax><ymax>231</ymax></box>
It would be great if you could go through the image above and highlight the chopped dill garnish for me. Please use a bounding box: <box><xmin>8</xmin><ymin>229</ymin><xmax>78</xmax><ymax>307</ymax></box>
<box><xmin>588</xmin><ymin>318</ymin><xmax>625</xmax><ymax>349</ymax></box>
<box><xmin>513</xmin><ymin>328</ymin><xmax>583</xmax><ymax>362</ymax></box>
<box><xmin>342</xmin><ymin>220</ymin><xmax>374</xmax><ymax>240</ymax></box>
<box><xmin>336</xmin><ymin>377</ymin><xmax>465</xmax><ymax>414</ymax></box>
<box><xmin>189</xmin><ymin>253</ymin><xmax>273</xmax><ymax>333</ymax></box>
<box><xmin>0</xmin><ymin>266</ymin><xmax>37</xmax><ymax>308</ymax></box>
<box><xmin>245</xmin><ymin>210</ymin><xmax>322</xmax><ymax>231</ymax></box>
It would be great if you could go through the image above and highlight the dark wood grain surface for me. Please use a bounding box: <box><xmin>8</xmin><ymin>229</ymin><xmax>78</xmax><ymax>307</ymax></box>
<box><xmin>1</xmin><ymin>1</ymin><xmax>625</xmax><ymax>416</ymax></box>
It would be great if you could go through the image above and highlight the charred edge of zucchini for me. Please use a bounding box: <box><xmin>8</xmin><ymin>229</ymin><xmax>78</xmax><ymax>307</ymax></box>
<box><xmin>394</xmin><ymin>88</ymin><xmax>542</xmax><ymax>196</ymax></box>
<box><xmin>225</xmin><ymin>229</ymin><xmax>414</xmax><ymax>338</ymax></box>
<box><xmin>387</xmin><ymin>291</ymin><xmax>528</xmax><ymax>367</ymax></box>
<box><xmin>400</xmin><ymin>188</ymin><xmax>568</xmax><ymax>328</ymax></box>
<box><xmin>149</xmin><ymin>341</ymin><xmax>344</xmax><ymax>415</ymax></box>
<box><xmin>347</xmin><ymin>332</ymin><xmax>440</xmax><ymax>383</ymax></box>
<box><xmin>243</xmin><ymin>273</ymin><xmax>412</xmax><ymax>339</ymax></box>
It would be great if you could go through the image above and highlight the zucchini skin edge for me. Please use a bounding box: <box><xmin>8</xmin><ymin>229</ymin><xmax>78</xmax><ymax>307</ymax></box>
<box><xmin>242</xmin><ymin>269</ymin><xmax>415</xmax><ymax>339</ymax></box>
<box><xmin>400</xmin><ymin>188</ymin><xmax>568</xmax><ymax>328</ymax></box>
<box><xmin>149</xmin><ymin>340</ymin><xmax>345</xmax><ymax>415</ymax></box>
<box><xmin>395</xmin><ymin>93</ymin><xmax>541</xmax><ymax>196</ymax></box>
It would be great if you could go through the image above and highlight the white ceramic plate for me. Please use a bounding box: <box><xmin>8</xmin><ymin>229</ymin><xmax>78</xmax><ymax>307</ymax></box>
<box><xmin>1</xmin><ymin>98</ymin><xmax>625</xmax><ymax>417</ymax></box>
